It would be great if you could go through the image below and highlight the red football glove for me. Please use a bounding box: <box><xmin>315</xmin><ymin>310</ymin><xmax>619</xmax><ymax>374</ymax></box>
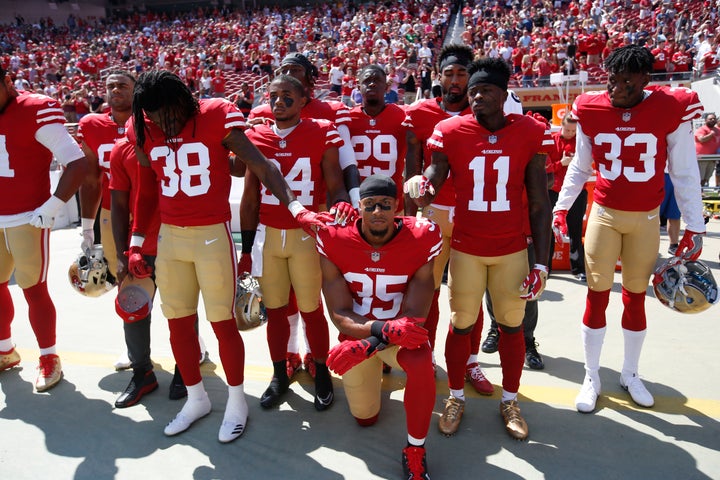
<box><xmin>676</xmin><ymin>229</ymin><xmax>703</xmax><ymax>261</ymax></box>
<box><xmin>552</xmin><ymin>210</ymin><xmax>569</xmax><ymax>244</ymax></box>
<box><xmin>371</xmin><ymin>317</ymin><xmax>428</xmax><ymax>349</ymax></box>
<box><xmin>520</xmin><ymin>264</ymin><xmax>549</xmax><ymax>300</ymax></box>
<box><xmin>526</xmin><ymin>110</ymin><xmax>550</xmax><ymax>127</ymax></box>
<box><xmin>295</xmin><ymin>208</ymin><xmax>333</xmax><ymax>236</ymax></box>
<box><xmin>237</xmin><ymin>253</ymin><xmax>252</xmax><ymax>275</ymax></box>
<box><xmin>125</xmin><ymin>246</ymin><xmax>152</xmax><ymax>278</ymax></box>
<box><xmin>330</xmin><ymin>201</ymin><xmax>358</xmax><ymax>226</ymax></box>
<box><xmin>327</xmin><ymin>337</ymin><xmax>382</xmax><ymax>375</ymax></box>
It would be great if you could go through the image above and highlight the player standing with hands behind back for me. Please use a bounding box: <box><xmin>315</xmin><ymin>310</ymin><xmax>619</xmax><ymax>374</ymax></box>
<box><xmin>552</xmin><ymin>45</ymin><xmax>705</xmax><ymax>413</ymax></box>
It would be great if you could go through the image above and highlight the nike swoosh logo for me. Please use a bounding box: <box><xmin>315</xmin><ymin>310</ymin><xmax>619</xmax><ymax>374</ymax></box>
<box><xmin>205</xmin><ymin>238</ymin><xmax>218</xmax><ymax>245</ymax></box>
<box><xmin>48</xmin><ymin>102</ymin><xmax>57</xmax><ymax>107</ymax></box>
<box><xmin>301</xmin><ymin>235</ymin><xmax>312</xmax><ymax>241</ymax></box>
<box><xmin>648</xmin><ymin>214</ymin><xmax>658</xmax><ymax>220</ymax></box>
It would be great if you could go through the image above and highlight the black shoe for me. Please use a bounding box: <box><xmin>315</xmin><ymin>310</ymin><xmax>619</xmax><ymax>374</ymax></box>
<box><xmin>481</xmin><ymin>328</ymin><xmax>499</xmax><ymax>354</ymax></box>
<box><xmin>574</xmin><ymin>272</ymin><xmax>587</xmax><ymax>282</ymax></box>
<box><xmin>668</xmin><ymin>244</ymin><xmax>679</xmax><ymax>255</ymax></box>
<box><xmin>168</xmin><ymin>365</ymin><xmax>187</xmax><ymax>400</ymax></box>
<box><xmin>115</xmin><ymin>370</ymin><xmax>158</xmax><ymax>408</ymax></box>
<box><xmin>525</xmin><ymin>342</ymin><xmax>545</xmax><ymax>370</ymax></box>
<box><xmin>313</xmin><ymin>363</ymin><xmax>334</xmax><ymax>411</ymax></box>
<box><xmin>260</xmin><ymin>375</ymin><xmax>290</xmax><ymax>409</ymax></box>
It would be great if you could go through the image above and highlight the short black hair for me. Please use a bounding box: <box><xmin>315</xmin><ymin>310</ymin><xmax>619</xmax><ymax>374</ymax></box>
<box><xmin>270</xmin><ymin>74</ymin><xmax>306</xmax><ymax>96</ymax></box>
<box><xmin>437</xmin><ymin>44</ymin><xmax>475</xmax><ymax>71</ymax></box>
<box><xmin>604</xmin><ymin>44</ymin><xmax>654</xmax><ymax>75</ymax></box>
<box><xmin>105</xmin><ymin>70</ymin><xmax>136</xmax><ymax>84</ymax></box>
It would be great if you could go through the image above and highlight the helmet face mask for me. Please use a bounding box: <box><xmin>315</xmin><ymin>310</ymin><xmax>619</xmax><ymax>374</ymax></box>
<box><xmin>68</xmin><ymin>245</ymin><xmax>114</xmax><ymax>297</ymax></box>
<box><xmin>653</xmin><ymin>258</ymin><xmax>719</xmax><ymax>314</ymax></box>
<box><xmin>235</xmin><ymin>274</ymin><xmax>267</xmax><ymax>331</ymax></box>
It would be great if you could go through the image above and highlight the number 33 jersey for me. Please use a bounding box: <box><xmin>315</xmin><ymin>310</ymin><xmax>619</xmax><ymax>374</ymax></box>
<box><xmin>316</xmin><ymin>217</ymin><xmax>442</xmax><ymax>321</ymax></box>
<box><xmin>428</xmin><ymin>114</ymin><xmax>547</xmax><ymax>257</ymax></box>
<box><xmin>572</xmin><ymin>86</ymin><xmax>702</xmax><ymax>211</ymax></box>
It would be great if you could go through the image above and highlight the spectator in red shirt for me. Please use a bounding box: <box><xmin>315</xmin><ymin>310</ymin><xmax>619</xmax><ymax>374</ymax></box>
<box><xmin>670</xmin><ymin>43</ymin><xmax>692</xmax><ymax>80</ymax></box>
<box><xmin>210</xmin><ymin>68</ymin><xmax>226</xmax><ymax>98</ymax></box>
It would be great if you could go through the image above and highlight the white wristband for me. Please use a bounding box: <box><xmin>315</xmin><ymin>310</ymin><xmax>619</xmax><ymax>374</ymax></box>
<box><xmin>349</xmin><ymin>187</ymin><xmax>360</xmax><ymax>209</ymax></box>
<box><xmin>288</xmin><ymin>200</ymin><xmax>305</xmax><ymax>218</ymax></box>
<box><xmin>81</xmin><ymin>218</ymin><xmax>95</xmax><ymax>231</ymax></box>
<box><xmin>129</xmin><ymin>234</ymin><xmax>145</xmax><ymax>249</ymax></box>
<box><xmin>534</xmin><ymin>264</ymin><xmax>549</xmax><ymax>273</ymax></box>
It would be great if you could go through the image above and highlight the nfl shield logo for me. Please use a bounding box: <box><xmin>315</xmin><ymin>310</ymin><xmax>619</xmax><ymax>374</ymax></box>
<box><xmin>488</xmin><ymin>135</ymin><xmax>498</xmax><ymax>144</ymax></box>
<box><xmin>369</xmin><ymin>118</ymin><xmax>376</xmax><ymax>126</ymax></box>
<box><xmin>622</xmin><ymin>112</ymin><xmax>631</xmax><ymax>122</ymax></box>
<box><xmin>371</xmin><ymin>251</ymin><xmax>381</xmax><ymax>262</ymax></box>
<box><xmin>279</xmin><ymin>140</ymin><xmax>287</xmax><ymax>149</ymax></box>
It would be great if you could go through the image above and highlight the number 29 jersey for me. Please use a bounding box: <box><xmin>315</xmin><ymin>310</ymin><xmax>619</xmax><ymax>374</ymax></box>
<box><xmin>428</xmin><ymin>113</ymin><xmax>547</xmax><ymax>257</ymax></box>
<box><xmin>316</xmin><ymin>216</ymin><xmax>442</xmax><ymax>324</ymax></box>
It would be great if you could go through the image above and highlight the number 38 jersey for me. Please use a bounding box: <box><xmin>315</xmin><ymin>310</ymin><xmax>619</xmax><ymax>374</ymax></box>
<box><xmin>316</xmin><ymin>216</ymin><xmax>442</xmax><ymax>324</ymax></box>
<box><xmin>571</xmin><ymin>86</ymin><xmax>702</xmax><ymax>211</ymax></box>
<box><xmin>347</xmin><ymin>103</ymin><xmax>408</xmax><ymax>210</ymax></box>
<box><xmin>127</xmin><ymin>98</ymin><xmax>244</xmax><ymax>227</ymax></box>
<box><xmin>428</xmin><ymin>114</ymin><xmax>547</xmax><ymax>257</ymax></box>
<box><xmin>245</xmin><ymin>118</ymin><xmax>342</xmax><ymax>229</ymax></box>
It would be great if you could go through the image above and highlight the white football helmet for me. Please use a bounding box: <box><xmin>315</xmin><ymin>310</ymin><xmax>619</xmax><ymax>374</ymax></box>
<box><xmin>68</xmin><ymin>245</ymin><xmax>115</xmax><ymax>297</ymax></box>
<box><xmin>653</xmin><ymin>257</ymin><xmax>718</xmax><ymax>313</ymax></box>
<box><xmin>234</xmin><ymin>273</ymin><xmax>267</xmax><ymax>331</ymax></box>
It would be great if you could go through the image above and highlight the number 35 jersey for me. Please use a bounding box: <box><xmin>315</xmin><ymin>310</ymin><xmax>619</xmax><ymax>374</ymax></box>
<box><xmin>428</xmin><ymin>114</ymin><xmax>547</xmax><ymax>257</ymax></box>
<box><xmin>316</xmin><ymin>216</ymin><xmax>442</xmax><ymax>322</ymax></box>
<box><xmin>571</xmin><ymin>87</ymin><xmax>702</xmax><ymax>211</ymax></box>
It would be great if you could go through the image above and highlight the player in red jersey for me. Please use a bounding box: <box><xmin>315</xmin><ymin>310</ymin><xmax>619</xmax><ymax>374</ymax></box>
<box><xmin>552</xmin><ymin>45</ymin><xmax>706</xmax><ymax>413</ymax></box>
<box><xmin>242</xmin><ymin>75</ymin><xmax>349</xmax><ymax>411</ymax></box>
<box><xmin>319</xmin><ymin>175</ymin><xmax>441</xmax><ymax>480</ymax></box>
<box><xmin>77</xmin><ymin>70</ymin><xmax>134</xmax><ymax>369</ymax></box>
<box><xmin>404</xmin><ymin>44</ymin><xmax>494</xmax><ymax>395</ymax></box>
<box><xmin>126</xmin><ymin>71</ymin><xmax>330</xmax><ymax>442</ymax></box>
<box><xmin>246</xmin><ymin>52</ymin><xmax>360</xmax><ymax>378</ymax></box>
<box><xmin>347</xmin><ymin>65</ymin><xmax>408</xmax><ymax>212</ymax></box>
<box><xmin>0</xmin><ymin>65</ymin><xmax>87</xmax><ymax>391</ymax></box>
<box><xmin>406</xmin><ymin>57</ymin><xmax>551</xmax><ymax>440</ymax></box>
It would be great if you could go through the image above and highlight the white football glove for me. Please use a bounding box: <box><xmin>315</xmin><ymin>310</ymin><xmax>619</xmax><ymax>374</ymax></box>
<box><xmin>81</xmin><ymin>218</ymin><xmax>95</xmax><ymax>253</ymax></box>
<box><xmin>403</xmin><ymin>175</ymin><xmax>435</xmax><ymax>199</ymax></box>
<box><xmin>29</xmin><ymin>196</ymin><xmax>64</xmax><ymax>229</ymax></box>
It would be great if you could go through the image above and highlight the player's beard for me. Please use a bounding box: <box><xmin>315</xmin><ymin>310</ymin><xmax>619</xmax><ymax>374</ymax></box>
<box><xmin>368</xmin><ymin>226</ymin><xmax>389</xmax><ymax>239</ymax></box>
<box><xmin>365</xmin><ymin>96</ymin><xmax>381</xmax><ymax>108</ymax></box>
<box><xmin>443</xmin><ymin>91</ymin><xmax>465</xmax><ymax>105</ymax></box>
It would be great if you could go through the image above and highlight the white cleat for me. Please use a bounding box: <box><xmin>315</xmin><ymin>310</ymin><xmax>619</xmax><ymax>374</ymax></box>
<box><xmin>575</xmin><ymin>375</ymin><xmax>601</xmax><ymax>413</ymax></box>
<box><xmin>164</xmin><ymin>394</ymin><xmax>212</xmax><ymax>436</ymax></box>
<box><xmin>620</xmin><ymin>374</ymin><xmax>654</xmax><ymax>408</ymax></box>
<box><xmin>114</xmin><ymin>351</ymin><xmax>132</xmax><ymax>371</ymax></box>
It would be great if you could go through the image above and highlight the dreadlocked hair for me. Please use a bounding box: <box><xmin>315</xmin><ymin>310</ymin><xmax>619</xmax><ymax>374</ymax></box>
<box><xmin>437</xmin><ymin>44</ymin><xmax>475</xmax><ymax>70</ymax></box>
<box><xmin>132</xmin><ymin>70</ymin><xmax>198</xmax><ymax>149</ymax></box>
<box><xmin>604</xmin><ymin>44</ymin><xmax>654</xmax><ymax>75</ymax></box>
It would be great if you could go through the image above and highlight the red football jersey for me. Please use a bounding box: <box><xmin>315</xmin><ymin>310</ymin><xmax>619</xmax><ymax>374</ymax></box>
<box><xmin>572</xmin><ymin>86</ymin><xmax>702</xmax><ymax>211</ymax></box>
<box><xmin>403</xmin><ymin>98</ymin><xmax>472</xmax><ymax>207</ymax></box>
<box><xmin>428</xmin><ymin>114</ymin><xmax>547</xmax><ymax>256</ymax></box>
<box><xmin>245</xmin><ymin>118</ymin><xmax>342</xmax><ymax>229</ymax></box>
<box><xmin>127</xmin><ymin>98</ymin><xmax>244</xmax><ymax>227</ymax></box>
<box><xmin>77</xmin><ymin>112</ymin><xmax>127</xmax><ymax>210</ymax></box>
<box><xmin>109</xmin><ymin>138</ymin><xmax>160</xmax><ymax>255</ymax></box>
<box><xmin>347</xmin><ymin>103</ymin><xmax>408</xmax><ymax>210</ymax></box>
<box><xmin>316</xmin><ymin>216</ymin><xmax>442</xmax><ymax>326</ymax></box>
<box><xmin>0</xmin><ymin>92</ymin><xmax>74</xmax><ymax>216</ymax></box>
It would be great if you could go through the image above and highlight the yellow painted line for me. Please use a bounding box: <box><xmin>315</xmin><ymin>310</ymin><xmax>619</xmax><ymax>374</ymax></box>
<box><xmin>17</xmin><ymin>349</ymin><xmax>720</xmax><ymax>418</ymax></box>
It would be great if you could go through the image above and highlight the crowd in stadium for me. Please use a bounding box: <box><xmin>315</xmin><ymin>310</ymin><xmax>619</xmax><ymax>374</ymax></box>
<box><xmin>1</xmin><ymin>0</ymin><xmax>719</xmax><ymax>115</ymax></box>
